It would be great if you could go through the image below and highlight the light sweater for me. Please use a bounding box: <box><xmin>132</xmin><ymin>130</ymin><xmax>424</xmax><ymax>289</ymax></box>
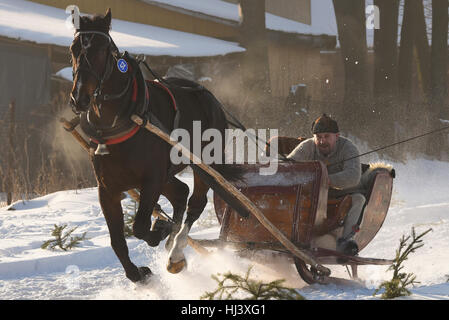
<box><xmin>286</xmin><ymin>136</ymin><xmax>361</xmax><ymax>191</ymax></box>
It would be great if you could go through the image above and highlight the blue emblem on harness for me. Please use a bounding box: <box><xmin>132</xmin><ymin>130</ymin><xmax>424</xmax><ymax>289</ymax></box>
<box><xmin>117</xmin><ymin>59</ymin><xmax>128</xmax><ymax>73</ymax></box>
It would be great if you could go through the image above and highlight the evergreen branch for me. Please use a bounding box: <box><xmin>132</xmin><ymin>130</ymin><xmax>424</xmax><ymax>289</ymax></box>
<box><xmin>41</xmin><ymin>223</ymin><xmax>89</xmax><ymax>251</ymax></box>
<box><xmin>201</xmin><ymin>266</ymin><xmax>305</xmax><ymax>300</ymax></box>
<box><xmin>374</xmin><ymin>227</ymin><xmax>432</xmax><ymax>299</ymax></box>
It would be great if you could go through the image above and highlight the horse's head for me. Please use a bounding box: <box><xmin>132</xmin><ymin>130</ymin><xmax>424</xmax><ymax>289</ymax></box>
<box><xmin>69</xmin><ymin>8</ymin><xmax>115</xmax><ymax>113</ymax></box>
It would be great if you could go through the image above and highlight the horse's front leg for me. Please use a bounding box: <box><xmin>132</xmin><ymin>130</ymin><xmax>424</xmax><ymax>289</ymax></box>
<box><xmin>99</xmin><ymin>186</ymin><xmax>151</xmax><ymax>283</ymax></box>
<box><xmin>132</xmin><ymin>178</ymin><xmax>165</xmax><ymax>247</ymax></box>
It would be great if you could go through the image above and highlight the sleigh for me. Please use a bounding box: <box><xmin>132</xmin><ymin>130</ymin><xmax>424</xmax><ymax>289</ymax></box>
<box><xmin>198</xmin><ymin>136</ymin><xmax>395</xmax><ymax>284</ymax></box>
<box><xmin>203</xmin><ymin>160</ymin><xmax>395</xmax><ymax>284</ymax></box>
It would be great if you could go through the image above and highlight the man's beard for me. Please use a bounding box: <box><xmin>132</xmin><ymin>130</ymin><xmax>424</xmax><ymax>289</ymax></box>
<box><xmin>318</xmin><ymin>144</ymin><xmax>331</xmax><ymax>155</ymax></box>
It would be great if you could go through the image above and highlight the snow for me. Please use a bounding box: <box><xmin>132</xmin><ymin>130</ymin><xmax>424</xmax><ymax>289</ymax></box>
<box><xmin>0</xmin><ymin>0</ymin><xmax>244</xmax><ymax>57</ymax></box>
<box><xmin>143</xmin><ymin>0</ymin><xmax>338</xmax><ymax>37</ymax></box>
<box><xmin>55</xmin><ymin>67</ymin><xmax>72</xmax><ymax>82</ymax></box>
<box><xmin>1</xmin><ymin>159</ymin><xmax>449</xmax><ymax>300</ymax></box>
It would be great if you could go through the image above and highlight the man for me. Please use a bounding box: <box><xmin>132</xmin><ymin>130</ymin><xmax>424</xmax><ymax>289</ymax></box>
<box><xmin>287</xmin><ymin>114</ymin><xmax>365</xmax><ymax>256</ymax></box>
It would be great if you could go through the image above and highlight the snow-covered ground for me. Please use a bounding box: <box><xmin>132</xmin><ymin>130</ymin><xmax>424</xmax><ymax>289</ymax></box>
<box><xmin>1</xmin><ymin>159</ymin><xmax>449</xmax><ymax>300</ymax></box>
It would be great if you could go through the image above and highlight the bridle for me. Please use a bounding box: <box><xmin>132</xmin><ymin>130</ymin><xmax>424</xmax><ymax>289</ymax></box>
<box><xmin>70</xmin><ymin>29</ymin><xmax>178</xmax><ymax>155</ymax></box>
<box><xmin>70</xmin><ymin>30</ymin><xmax>132</xmax><ymax>115</ymax></box>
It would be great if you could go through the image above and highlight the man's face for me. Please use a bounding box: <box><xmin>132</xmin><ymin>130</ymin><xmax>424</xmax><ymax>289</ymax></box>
<box><xmin>313</xmin><ymin>132</ymin><xmax>339</xmax><ymax>156</ymax></box>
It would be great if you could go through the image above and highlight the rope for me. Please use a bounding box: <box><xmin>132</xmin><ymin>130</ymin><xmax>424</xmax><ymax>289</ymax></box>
<box><xmin>334</xmin><ymin>124</ymin><xmax>449</xmax><ymax>166</ymax></box>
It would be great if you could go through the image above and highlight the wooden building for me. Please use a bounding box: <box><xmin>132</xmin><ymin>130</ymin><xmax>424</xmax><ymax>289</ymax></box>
<box><xmin>28</xmin><ymin>0</ymin><xmax>338</xmax><ymax>102</ymax></box>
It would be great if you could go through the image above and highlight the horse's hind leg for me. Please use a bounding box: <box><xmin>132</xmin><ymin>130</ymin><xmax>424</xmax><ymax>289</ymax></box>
<box><xmin>167</xmin><ymin>172</ymin><xmax>209</xmax><ymax>273</ymax></box>
<box><xmin>99</xmin><ymin>186</ymin><xmax>151</xmax><ymax>283</ymax></box>
<box><xmin>161</xmin><ymin>177</ymin><xmax>190</xmax><ymax>251</ymax></box>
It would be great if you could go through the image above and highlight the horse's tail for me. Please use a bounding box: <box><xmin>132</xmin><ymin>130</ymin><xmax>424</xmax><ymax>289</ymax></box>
<box><xmin>191</xmin><ymin>164</ymin><xmax>250</xmax><ymax>218</ymax></box>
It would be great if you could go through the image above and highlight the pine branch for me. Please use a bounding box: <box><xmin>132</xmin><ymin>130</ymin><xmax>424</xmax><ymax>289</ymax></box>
<box><xmin>41</xmin><ymin>223</ymin><xmax>89</xmax><ymax>251</ymax></box>
<box><xmin>374</xmin><ymin>227</ymin><xmax>432</xmax><ymax>299</ymax></box>
<box><xmin>124</xmin><ymin>211</ymin><xmax>135</xmax><ymax>238</ymax></box>
<box><xmin>201</xmin><ymin>266</ymin><xmax>305</xmax><ymax>300</ymax></box>
<box><xmin>123</xmin><ymin>199</ymin><xmax>138</xmax><ymax>238</ymax></box>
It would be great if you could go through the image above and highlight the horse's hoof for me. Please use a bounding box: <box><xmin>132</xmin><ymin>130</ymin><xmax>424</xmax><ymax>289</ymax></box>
<box><xmin>167</xmin><ymin>258</ymin><xmax>187</xmax><ymax>274</ymax></box>
<box><xmin>137</xmin><ymin>266</ymin><xmax>152</xmax><ymax>283</ymax></box>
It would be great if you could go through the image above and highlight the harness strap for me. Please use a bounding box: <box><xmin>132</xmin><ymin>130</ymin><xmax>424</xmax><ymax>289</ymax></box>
<box><xmin>82</xmin><ymin>67</ymin><xmax>139</xmax><ymax>145</ymax></box>
<box><xmin>147</xmin><ymin>80</ymin><xmax>177</xmax><ymax>111</ymax></box>
<box><xmin>91</xmin><ymin>125</ymin><xmax>140</xmax><ymax>145</ymax></box>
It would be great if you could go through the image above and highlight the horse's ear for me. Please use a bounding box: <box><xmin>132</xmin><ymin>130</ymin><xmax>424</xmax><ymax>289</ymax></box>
<box><xmin>104</xmin><ymin>8</ymin><xmax>111</xmax><ymax>29</ymax></box>
<box><xmin>78</xmin><ymin>15</ymin><xmax>88</xmax><ymax>30</ymax></box>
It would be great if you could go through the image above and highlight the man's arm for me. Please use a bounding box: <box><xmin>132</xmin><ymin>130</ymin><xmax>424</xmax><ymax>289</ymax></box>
<box><xmin>286</xmin><ymin>138</ymin><xmax>315</xmax><ymax>161</ymax></box>
<box><xmin>328</xmin><ymin>142</ymin><xmax>361</xmax><ymax>189</ymax></box>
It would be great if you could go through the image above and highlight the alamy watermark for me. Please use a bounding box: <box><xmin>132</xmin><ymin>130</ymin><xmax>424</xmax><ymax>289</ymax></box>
<box><xmin>65</xmin><ymin>5</ymin><xmax>80</xmax><ymax>30</ymax></box>
<box><xmin>170</xmin><ymin>122</ymin><xmax>280</xmax><ymax>176</ymax></box>
<box><xmin>64</xmin><ymin>265</ymin><xmax>80</xmax><ymax>290</ymax></box>
<box><xmin>366</xmin><ymin>5</ymin><xmax>380</xmax><ymax>30</ymax></box>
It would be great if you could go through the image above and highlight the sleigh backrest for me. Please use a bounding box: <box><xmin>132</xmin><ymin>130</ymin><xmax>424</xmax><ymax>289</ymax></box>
<box><xmin>214</xmin><ymin>161</ymin><xmax>328</xmax><ymax>246</ymax></box>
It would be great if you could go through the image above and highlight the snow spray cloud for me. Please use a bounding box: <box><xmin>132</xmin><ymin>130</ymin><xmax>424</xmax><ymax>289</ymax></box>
<box><xmin>169</xmin><ymin>121</ymin><xmax>279</xmax><ymax>175</ymax></box>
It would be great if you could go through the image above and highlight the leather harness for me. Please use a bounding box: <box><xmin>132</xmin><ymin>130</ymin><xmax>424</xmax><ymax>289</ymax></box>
<box><xmin>79</xmin><ymin>51</ymin><xmax>177</xmax><ymax>147</ymax></box>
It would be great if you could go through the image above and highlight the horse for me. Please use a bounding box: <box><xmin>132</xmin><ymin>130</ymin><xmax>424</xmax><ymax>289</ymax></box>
<box><xmin>69</xmin><ymin>9</ymin><xmax>245</xmax><ymax>283</ymax></box>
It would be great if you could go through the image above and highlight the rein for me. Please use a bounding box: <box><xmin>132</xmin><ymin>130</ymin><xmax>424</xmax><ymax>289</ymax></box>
<box><xmin>332</xmin><ymin>124</ymin><xmax>449</xmax><ymax>167</ymax></box>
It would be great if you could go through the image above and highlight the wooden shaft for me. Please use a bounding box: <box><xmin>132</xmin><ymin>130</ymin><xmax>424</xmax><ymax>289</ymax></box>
<box><xmin>131</xmin><ymin>114</ymin><xmax>330</xmax><ymax>276</ymax></box>
<box><xmin>60</xmin><ymin>117</ymin><xmax>90</xmax><ymax>151</ymax></box>
<box><xmin>60</xmin><ymin>117</ymin><xmax>210</xmax><ymax>257</ymax></box>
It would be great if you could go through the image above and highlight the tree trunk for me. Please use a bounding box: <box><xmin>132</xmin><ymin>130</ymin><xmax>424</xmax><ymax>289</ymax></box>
<box><xmin>332</xmin><ymin>0</ymin><xmax>370</xmax><ymax>138</ymax></box>
<box><xmin>372</xmin><ymin>0</ymin><xmax>400</xmax><ymax>156</ymax></box>
<box><xmin>413</xmin><ymin>0</ymin><xmax>431</xmax><ymax>102</ymax></box>
<box><xmin>427</xmin><ymin>0</ymin><xmax>449</xmax><ymax>158</ymax></box>
<box><xmin>398</xmin><ymin>0</ymin><xmax>415</xmax><ymax>102</ymax></box>
<box><xmin>431</xmin><ymin>0</ymin><xmax>449</xmax><ymax>119</ymax></box>
<box><xmin>6</xmin><ymin>100</ymin><xmax>16</xmax><ymax>205</ymax></box>
<box><xmin>373</xmin><ymin>0</ymin><xmax>400</xmax><ymax>99</ymax></box>
<box><xmin>238</xmin><ymin>0</ymin><xmax>271</xmax><ymax>94</ymax></box>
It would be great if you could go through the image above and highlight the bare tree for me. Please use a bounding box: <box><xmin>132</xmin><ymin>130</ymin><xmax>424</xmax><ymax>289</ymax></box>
<box><xmin>431</xmin><ymin>0</ymin><xmax>449</xmax><ymax>120</ymax></box>
<box><xmin>238</xmin><ymin>0</ymin><xmax>271</xmax><ymax>94</ymax></box>
<box><xmin>414</xmin><ymin>0</ymin><xmax>431</xmax><ymax>102</ymax></box>
<box><xmin>332</xmin><ymin>0</ymin><xmax>370</xmax><ymax>138</ymax></box>
<box><xmin>398</xmin><ymin>0</ymin><xmax>415</xmax><ymax>102</ymax></box>
<box><xmin>399</xmin><ymin>0</ymin><xmax>432</xmax><ymax>103</ymax></box>
<box><xmin>373</xmin><ymin>0</ymin><xmax>400</xmax><ymax>100</ymax></box>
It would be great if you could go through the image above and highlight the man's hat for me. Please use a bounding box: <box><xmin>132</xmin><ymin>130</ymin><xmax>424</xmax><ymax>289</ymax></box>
<box><xmin>311</xmin><ymin>114</ymin><xmax>339</xmax><ymax>134</ymax></box>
